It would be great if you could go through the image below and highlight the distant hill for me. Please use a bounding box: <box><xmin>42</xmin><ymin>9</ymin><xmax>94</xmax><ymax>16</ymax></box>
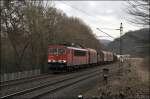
<box><xmin>106</xmin><ymin>28</ymin><xmax>149</xmax><ymax>57</ymax></box>
<box><xmin>99</xmin><ymin>39</ymin><xmax>111</xmax><ymax>49</ymax></box>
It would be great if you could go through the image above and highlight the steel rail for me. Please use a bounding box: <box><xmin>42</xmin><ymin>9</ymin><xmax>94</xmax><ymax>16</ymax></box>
<box><xmin>0</xmin><ymin>68</ymin><xmax>100</xmax><ymax>99</ymax></box>
<box><xmin>31</xmin><ymin>71</ymin><xmax>101</xmax><ymax>99</ymax></box>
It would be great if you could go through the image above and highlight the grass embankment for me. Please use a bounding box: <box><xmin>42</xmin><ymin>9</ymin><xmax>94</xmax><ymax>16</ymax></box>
<box><xmin>83</xmin><ymin>58</ymin><xmax>149</xmax><ymax>98</ymax></box>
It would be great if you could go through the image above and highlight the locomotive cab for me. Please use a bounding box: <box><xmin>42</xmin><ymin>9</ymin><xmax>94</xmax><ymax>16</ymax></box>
<box><xmin>48</xmin><ymin>45</ymin><xmax>67</xmax><ymax>70</ymax></box>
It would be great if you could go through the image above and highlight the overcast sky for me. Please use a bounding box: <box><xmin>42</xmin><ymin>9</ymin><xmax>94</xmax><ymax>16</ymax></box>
<box><xmin>53</xmin><ymin>1</ymin><xmax>142</xmax><ymax>41</ymax></box>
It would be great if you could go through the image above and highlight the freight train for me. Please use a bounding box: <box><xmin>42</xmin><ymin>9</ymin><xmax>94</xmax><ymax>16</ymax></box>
<box><xmin>48</xmin><ymin>44</ymin><xmax>117</xmax><ymax>72</ymax></box>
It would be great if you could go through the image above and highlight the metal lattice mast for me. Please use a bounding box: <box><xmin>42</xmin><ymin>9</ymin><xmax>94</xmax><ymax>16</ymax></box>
<box><xmin>120</xmin><ymin>23</ymin><xmax>123</xmax><ymax>55</ymax></box>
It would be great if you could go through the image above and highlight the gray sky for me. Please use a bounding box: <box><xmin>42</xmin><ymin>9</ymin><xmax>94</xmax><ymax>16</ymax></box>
<box><xmin>53</xmin><ymin>1</ymin><xmax>142</xmax><ymax>41</ymax></box>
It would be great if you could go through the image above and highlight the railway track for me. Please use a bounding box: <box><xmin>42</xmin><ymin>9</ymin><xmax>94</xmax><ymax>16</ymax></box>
<box><xmin>0</xmin><ymin>73</ymin><xmax>69</xmax><ymax>98</ymax></box>
<box><xmin>0</xmin><ymin>66</ymin><xmax>105</xmax><ymax>99</ymax></box>
<box><xmin>29</xmin><ymin>71</ymin><xmax>100</xmax><ymax>99</ymax></box>
<box><xmin>0</xmin><ymin>73</ymin><xmax>64</xmax><ymax>98</ymax></box>
<box><xmin>0</xmin><ymin>65</ymin><xmax>101</xmax><ymax>88</ymax></box>
<box><xmin>0</xmin><ymin>67</ymin><xmax>96</xmax><ymax>89</ymax></box>
<box><xmin>1</xmin><ymin>63</ymin><xmax>117</xmax><ymax>99</ymax></box>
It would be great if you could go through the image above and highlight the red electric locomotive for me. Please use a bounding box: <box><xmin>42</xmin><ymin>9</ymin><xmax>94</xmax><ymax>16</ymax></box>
<box><xmin>48</xmin><ymin>45</ymin><xmax>89</xmax><ymax>71</ymax></box>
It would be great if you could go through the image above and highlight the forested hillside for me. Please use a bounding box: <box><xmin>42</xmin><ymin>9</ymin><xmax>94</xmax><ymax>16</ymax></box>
<box><xmin>1</xmin><ymin>1</ymin><xmax>102</xmax><ymax>73</ymax></box>
<box><xmin>106</xmin><ymin>28</ymin><xmax>149</xmax><ymax>57</ymax></box>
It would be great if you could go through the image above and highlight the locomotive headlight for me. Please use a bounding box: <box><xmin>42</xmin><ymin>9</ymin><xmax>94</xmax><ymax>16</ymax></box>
<box><xmin>53</xmin><ymin>60</ymin><xmax>56</xmax><ymax>62</ymax></box>
<box><xmin>63</xmin><ymin>60</ymin><xmax>66</xmax><ymax>63</ymax></box>
<box><xmin>48</xmin><ymin>60</ymin><xmax>51</xmax><ymax>62</ymax></box>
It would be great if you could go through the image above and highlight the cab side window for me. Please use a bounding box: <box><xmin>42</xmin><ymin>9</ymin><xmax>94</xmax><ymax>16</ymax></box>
<box><xmin>74</xmin><ymin>50</ymin><xmax>86</xmax><ymax>56</ymax></box>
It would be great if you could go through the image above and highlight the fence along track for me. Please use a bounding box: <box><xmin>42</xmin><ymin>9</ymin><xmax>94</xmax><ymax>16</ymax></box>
<box><xmin>0</xmin><ymin>73</ymin><xmax>53</xmax><ymax>87</ymax></box>
<box><xmin>0</xmin><ymin>69</ymin><xmax>41</xmax><ymax>83</ymax></box>
<box><xmin>0</xmin><ymin>68</ymin><xmax>100</xmax><ymax>99</ymax></box>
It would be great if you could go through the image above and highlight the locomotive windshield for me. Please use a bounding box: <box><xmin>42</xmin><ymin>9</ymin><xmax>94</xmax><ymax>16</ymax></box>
<box><xmin>58</xmin><ymin>48</ymin><xmax>65</xmax><ymax>54</ymax></box>
<box><xmin>49</xmin><ymin>48</ymin><xmax>65</xmax><ymax>55</ymax></box>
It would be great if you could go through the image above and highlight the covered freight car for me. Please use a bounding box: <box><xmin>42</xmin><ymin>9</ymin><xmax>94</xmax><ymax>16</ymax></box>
<box><xmin>86</xmin><ymin>48</ymin><xmax>98</xmax><ymax>65</ymax></box>
<box><xmin>101</xmin><ymin>50</ymin><xmax>114</xmax><ymax>63</ymax></box>
<box><xmin>97</xmin><ymin>52</ymin><xmax>104</xmax><ymax>64</ymax></box>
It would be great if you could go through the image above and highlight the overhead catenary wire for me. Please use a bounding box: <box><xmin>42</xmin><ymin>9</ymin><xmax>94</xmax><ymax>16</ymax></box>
<box><xmin>59</xmin><ymin>1</ymin><xmax>118</xmax><ymax>39</ymax></box>
<box><xmin>96</xmin><ymin>28</ymin><xmax>115</xmax><ymax>39</ymax></box>
<box><xmin>97</xmin><ymin>27</ymin><xmax>120</xmax><ymax>30</ymax></box>
<box><xmin>61</xmin><ymin>1</ymin><xmax>94</xmax><ymax>16</ymax></box>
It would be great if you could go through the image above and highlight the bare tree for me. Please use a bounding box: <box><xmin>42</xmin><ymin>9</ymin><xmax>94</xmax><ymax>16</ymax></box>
<box><xmin>23</xmin><ymin>1</ymin><xmax>59</xmax><ymax>72</ymax></box>
<box><xmin>126</xmin><ymin>0</ymin><xmax>150</xmax><ymax>26</ymax></box>
<box><xmin>1</xmin><ymin>0</ymin><xmax>30</xmax><ymax>71</ymax></box>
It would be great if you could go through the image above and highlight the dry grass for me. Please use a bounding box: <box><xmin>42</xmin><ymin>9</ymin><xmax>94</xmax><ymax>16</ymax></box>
<box><xmin>130</xmin><ymin>58</ymin><xmax>149</xmax><ymax>83</ymax></box>
<box><xmin>83</xmin><ymin>58</ymin><xmax>150</xmax><ymax>98</ymax></box>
